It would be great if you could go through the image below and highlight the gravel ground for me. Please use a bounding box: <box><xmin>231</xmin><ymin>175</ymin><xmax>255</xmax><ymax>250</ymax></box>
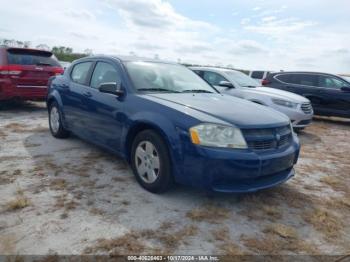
<box><xmin>0</xmin><ymin>102</ymin><xmax>349</xmax><ymax>256</ymax></box>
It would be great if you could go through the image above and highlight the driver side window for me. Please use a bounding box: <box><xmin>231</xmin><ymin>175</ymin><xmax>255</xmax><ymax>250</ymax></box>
<box><xmin>203</xmin><ymin>71</ymin><xmax>228</xmax><ymax>86</ymax></box>
<box><xmin>90</xmin><ymin>62</ymin><xmax>121</xmax><ymax>89</ymax></box>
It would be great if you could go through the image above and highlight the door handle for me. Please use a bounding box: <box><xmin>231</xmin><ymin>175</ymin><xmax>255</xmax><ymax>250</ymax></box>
<box><xmin>83</xmin><ymin>91</ymin><xmax>92</xmax><ymax>98</ymax></box>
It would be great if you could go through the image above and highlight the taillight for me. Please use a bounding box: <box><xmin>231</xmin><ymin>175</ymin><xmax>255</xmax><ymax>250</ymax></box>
<box><xmin>52</xmin><ymin>67</ymin><xmax>64</xmax><ymax>76</ymax></box>
<box><xmin>261</xmin><ymin>79</ymin><xmax>270</xmax><ymax>86</ymax></box>
<box><xmin>0</xmin><ymin>65</ymin><xmax>23</xmax><ymax>76</ymax></box>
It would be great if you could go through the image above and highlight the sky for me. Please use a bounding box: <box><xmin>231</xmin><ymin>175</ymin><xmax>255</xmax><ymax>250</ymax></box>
<box><xmin>0</xmin><ymin>0</ymin><xmax>349</xmax><ymax>73</ymax></box>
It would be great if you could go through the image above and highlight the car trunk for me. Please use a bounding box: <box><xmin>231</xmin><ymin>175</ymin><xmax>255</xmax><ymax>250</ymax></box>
<box><xmin>6</xmin><ymin>48</ymin><xmax>63</xmax><ymax>88</ymax></box>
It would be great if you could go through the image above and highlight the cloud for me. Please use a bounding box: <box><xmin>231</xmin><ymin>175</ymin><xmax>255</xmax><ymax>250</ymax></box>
<box><xmin>69</xmin><ymin>32</ymin><xmax>99</xmax><ymax>40</ymax></box>
<box><xmin>104</xmin><ymin>0</ymin><xmax>216</xmax><ymax>32</ymax></box>
<box><xmin>0</xmin><ymin>0</ymin><xmax>349</xmax><ymax>73</ymax></box>
<box><xmin>240</xmin><ymin>18</ymin><xmax>251</xmax><ymax>25</ymax></box>
<box><xmin>132</xmin><ymin>42</ymin><xmax>165</xmax><ymax>51</ymax></box>
<box><xmin>63</xmin><ymin>9</ymin><xmax>96</xmax><ymax>20</ymax></box>
<box><xmin>231</xmin><ymin>40</ymin><xmax>267</xmax><ymax>55</ymax></box>
<box><xmin>332</xmin><ymin>48</ymin><xmax>349</xmax><ymax>55</ymax></box>
<box><xmin>175</xmin><ymin>43</ymin><xmax>213</xmax><ymax>54</ymax></box>
<box><xmin>255</xmin><ymin>5</ymin><xmax>288</xmax><ymax>17</ymax></box>
<box><xmin>245</xmin><ymin>18</ymin><xmax>317</xmax><ymax>38</ymax></box>
<box><xmin>262</xmin><ymin>16</ymin><xmax>276</xmax><ymax>22</ymax></box>
<box><xmin>253</xmin><ymin>6</ymin><xmax>261</xmax><ymax>11</ymax></box>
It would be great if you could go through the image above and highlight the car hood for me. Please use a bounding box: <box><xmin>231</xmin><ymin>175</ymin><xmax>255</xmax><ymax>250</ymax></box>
<box><xmin>144</xmin><ymin>93</ymin><xmax>289</xmax><ymax>128</ymax></box>
<box><xmin>243</xmin><ymin>86</ymin><xmax>310</xmax><ymax>103</ymax></box>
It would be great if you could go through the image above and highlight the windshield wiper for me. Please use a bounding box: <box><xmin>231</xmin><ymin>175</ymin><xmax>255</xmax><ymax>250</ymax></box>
<box><xmin>181</xmin><ymin>89</ymin><xmax>214</xmax><ymax>93</ymax></box>
<box><xmin>138</xmin><ymin>88</ymin><xmax>180</xmax><ymax>93</ymax></box>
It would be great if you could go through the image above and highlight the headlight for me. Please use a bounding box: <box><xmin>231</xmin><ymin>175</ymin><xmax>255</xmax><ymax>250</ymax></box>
<box><xmin>272</xmin><ymin>99</ymin><xmax>298</xmax><ymax>109</ymax></box>
<box><xmin>189</xmin><ymin>124</ymin><xmax>247</xmax><ymax>149</ymax></box>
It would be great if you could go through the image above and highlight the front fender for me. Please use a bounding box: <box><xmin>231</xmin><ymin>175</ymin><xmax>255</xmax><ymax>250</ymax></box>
<box><xmin>123</xmin><ymin>111</ymin><xmax>185</xmax><ymax>181</ymax></box>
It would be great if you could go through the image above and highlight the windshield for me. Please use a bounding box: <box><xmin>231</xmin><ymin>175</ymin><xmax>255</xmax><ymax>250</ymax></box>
<box><xmin>225</xmin><ymin>70</ymin><xmax>260</xmax><ymax>87</ymax></box>
<box><xmin>125</xmin><ymin>61</ymin><xmax>216</xmax><ymax>93</ymax></box>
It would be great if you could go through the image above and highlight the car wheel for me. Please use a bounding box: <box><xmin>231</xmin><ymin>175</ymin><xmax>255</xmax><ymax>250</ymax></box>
<box><xmin>49</xmin><ymin>102</ymin><xmax>70</xmax><ymax>138</ymax></box>
<box><xmin>131</xmin><ymin>130</ymin><xmax>173</xmax><ymax>193</ymax></box>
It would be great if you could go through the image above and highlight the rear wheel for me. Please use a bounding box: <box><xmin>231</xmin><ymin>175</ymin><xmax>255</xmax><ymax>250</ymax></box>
<box><xmin>49</xmin><ymin>102</ymin><xmax>70</xmax><ymax>138</ymax></box>
<box><xmin>131</xmin><ymin>130</ymin><xmax>173</xmax><ymax>193</ymax></box>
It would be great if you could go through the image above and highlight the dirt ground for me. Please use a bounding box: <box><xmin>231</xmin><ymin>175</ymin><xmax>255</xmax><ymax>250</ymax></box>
<box><xmin>0</xmin><ymin>102</ymin><xmax>349</xmax><ymax>256</ymax></box>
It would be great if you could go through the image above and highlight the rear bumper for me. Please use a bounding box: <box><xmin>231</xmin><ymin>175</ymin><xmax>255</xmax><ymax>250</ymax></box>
<box><xmin>0</xmin><ymin>82</ymin><xmax>47</xmax><ymax>101</ymax></box>
<box><xmin>177</xmin><ymin>135</ymin><xmax>300</xmax><ymax>193</ymax></box>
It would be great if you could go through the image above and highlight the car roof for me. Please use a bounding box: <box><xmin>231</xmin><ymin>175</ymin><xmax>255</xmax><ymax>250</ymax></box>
<box><xmin>0</xmin><ymin>47</ymin><xmax>53</xmax><ymax>55</ymax></box>
<box><xmin>79</xmin><ymin>55</ymin><xmax>178</xmax><ymax>65</ymax></box>
<box><xmin>270</xmin><ymin>71</ymin><xmax>336</xmax><ymax>76</ymax></box>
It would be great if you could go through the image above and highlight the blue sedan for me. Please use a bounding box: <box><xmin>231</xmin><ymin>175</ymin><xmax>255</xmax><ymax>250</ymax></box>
<box><xmin>47</xmin><ymin>56</ymin><xmax>300</xmax><ymax>193</ymax></box>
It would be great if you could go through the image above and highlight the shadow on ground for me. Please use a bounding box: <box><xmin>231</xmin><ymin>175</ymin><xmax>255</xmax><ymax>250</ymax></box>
<box><xmin>0</xmin><ymin>101</ymin><xmax>46</xmax><ymax>112</ymax></box>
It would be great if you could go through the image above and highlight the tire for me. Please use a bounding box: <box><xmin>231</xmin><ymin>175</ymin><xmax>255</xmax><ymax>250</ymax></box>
<box><xmin>49</xmin><ymin>101</ymin><xmax>70</xmax><ymax>138</ymax></box>
<box><xmin>131</xmin><ymin>130</ymin><xmax>173</xmax><ymax>193</ymax></box>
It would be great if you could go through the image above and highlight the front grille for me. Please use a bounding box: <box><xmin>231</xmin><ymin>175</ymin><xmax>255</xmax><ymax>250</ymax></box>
<box><xmin>242</xmin><ymin>125</ymin><xmax>292</xmax><ymax>151</ymax></box>
<box><xmin>301</xmin><ymin>102</ymin><xmax>313</xmax><ymax>114</ymax></box>
<box><xmin>248</xmin><ymin>140</ymin><xmax>276</xmax><ymax>150</ymax></box>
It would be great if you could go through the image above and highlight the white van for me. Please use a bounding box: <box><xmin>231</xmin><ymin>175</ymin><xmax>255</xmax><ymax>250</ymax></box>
<box><xmin>248</xmin><ymin>71</ymin><xmax>271</xmax><ymax>83</ymax></box>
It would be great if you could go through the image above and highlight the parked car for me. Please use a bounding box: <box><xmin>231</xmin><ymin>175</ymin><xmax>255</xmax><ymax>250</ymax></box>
<box><xmin>263</xmin><ymin>72</ymin><xmax>350</xmax><ymax>118</ymax></box>
<box><xmin>191</xmin><ymin>67</ymin><xmax>313</xmax><ymax>130</ymax></box>
<box><xmin>248</xmin><ymin>70</ymin><xmax>271</xmax><ymax>83</ymax></box>
<box><xmin>47</xmin><ymin>56</ymin><xmax>300</xmax><ymax>193</ymax></box>
<box><xmin>0</xmin><ymin>47</ymin><xmax>63</xmax><ymax>102</ymax></box>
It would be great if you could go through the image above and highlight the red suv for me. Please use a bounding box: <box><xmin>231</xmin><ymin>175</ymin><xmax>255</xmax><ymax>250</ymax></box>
<box><xmin>0</xmin><ymin>47</ymin><xmax>63</xmax><ymax>101</ymax></box>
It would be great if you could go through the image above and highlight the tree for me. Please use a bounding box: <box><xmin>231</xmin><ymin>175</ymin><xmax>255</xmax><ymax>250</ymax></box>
<box><xmin>36</xmin><ymin>44</ymin><xmax>50</xmax><ymax>51</ymax></box>
<box><xmin>84</xmin><ymin>49</ymin><xmax>93</xmax><ymax>55</ymax></box>
<box><xmin>51</xmin><ymin>46</ymin><xmax>88</xmax><ymax>62</ymax></box>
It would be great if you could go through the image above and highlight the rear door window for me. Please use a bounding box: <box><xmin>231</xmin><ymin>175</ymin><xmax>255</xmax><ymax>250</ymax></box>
<box><xmin>298</xmin><ymin>74</ymin><xmax>317</xmax><ymax>86</ymax></box>
<box><xmin>275</xmin><ymin>74</ymin><xmax>292</xmax><ymax>83</ymax></box>
<box><xmin>251</xmin><ymin>71</ymin><xmax>264</xmax><ymax>79</ymax></box>
<box><xmin>90</xmin><ymin>62</ymin><xmax>121</xmax><ymax>89</ymax></box>
<box><xmin>7</xmin><ymin>49</ymin><xmax>60</xmax><ymax>67</ymax></box>
<box><xmin>71</xmin><ymin>62</ymin><xmax>93</xmax><ymax>85</ymax></box>
<box><xmin>276</xmin><ymin>74</ymin><xmax>317</xmax><ymax>86</ymax></box>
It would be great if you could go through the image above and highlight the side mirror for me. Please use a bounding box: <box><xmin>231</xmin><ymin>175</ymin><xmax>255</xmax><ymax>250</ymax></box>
<box><xmin>341</xmin><ymin>86</ymin><xmax>350</xmax><ymax>92</ymax></box>
<box><xmin>219</xmin><ymin>81</ymin><xmax>234</xmax><ymax>88</ymax></box>
<box><xmin>98</xmin><ymin>82</ymin><xmax>124</xmax><ymax>96</ymax></box>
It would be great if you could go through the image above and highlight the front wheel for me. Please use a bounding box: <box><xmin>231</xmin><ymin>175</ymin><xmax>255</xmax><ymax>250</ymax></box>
<box><xmin>49</xmin><ymin>102</ymin><xmax>70</xmax><ymax>138</ymax></box>
<box><xmin>131</xmin><ymin>130</ymin><xmax>173</xmax><ymax>193</ymax></box>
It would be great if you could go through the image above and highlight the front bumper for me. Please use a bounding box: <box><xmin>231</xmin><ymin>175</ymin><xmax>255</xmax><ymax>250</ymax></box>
<box><xmin>178</xmin><ymin>136</ymin><xmax>300</xmax><ymax>193</ymax></box>
<box><xmin>271</xmin><ymin>105</ymin><xmax>313</xmax><ymax>128</ymax></box>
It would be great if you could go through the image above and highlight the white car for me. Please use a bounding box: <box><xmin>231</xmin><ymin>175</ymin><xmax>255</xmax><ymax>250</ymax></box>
<box><xmin>191</xmin><ymin>67</ymin><xmax>314</xmax><ymax>130</ymax></box>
